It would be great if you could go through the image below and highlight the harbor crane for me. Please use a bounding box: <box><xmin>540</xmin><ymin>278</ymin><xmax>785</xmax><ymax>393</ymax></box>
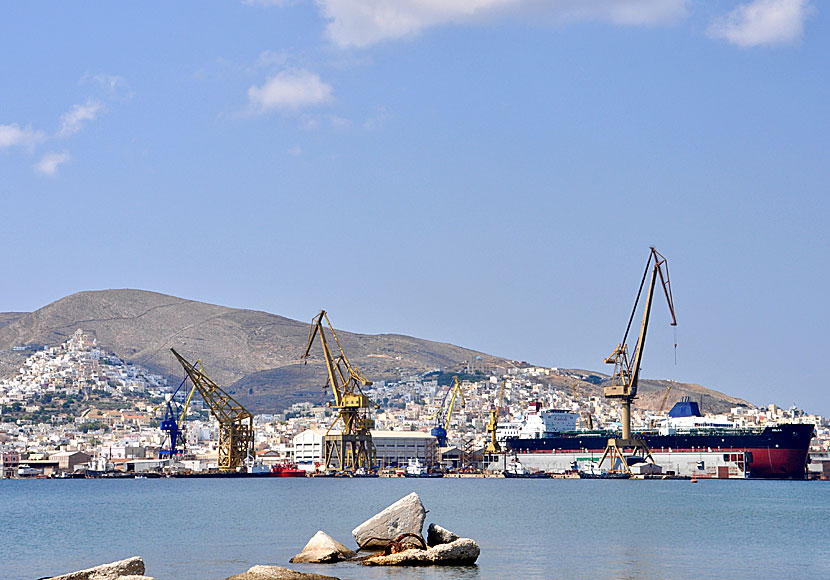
<box><xmin>158</xmin><ymin>376</ymin><xmax>190</xmax><ymax>459</ymax></box>
<box><xmin>171</xmin><ymin>349</ymin><xmax>255</xmax><ymax>472</ymax></box>
<box><xmin>485</xmin><ymin>379</ymin><xmax>507</xmax><ymax>453</ymax></box>
<box><xmin>648</xmin><ymin>384</ymin><xmax>673</xmax><ymax>428</ymax></box>
<box><xmin>430</xmin><ymin>376</ymin><xmax>466</xmax><ymax>447</ymax></box>
<box><xmin>300</xmin><ymin>310</ymin><xmax>376</xmax><ymax>472</ymax></box>
<box><xmin>598</xmin><ymin>247</ymin><xmax>677</xmax><ymax>473</ymax></box>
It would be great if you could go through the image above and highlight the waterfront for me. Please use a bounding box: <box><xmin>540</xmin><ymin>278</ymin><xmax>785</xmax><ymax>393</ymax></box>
<box><xmin>1</xmin><ymin>478</ymin><xmax>828</xmax><ymax>580</ymax></box>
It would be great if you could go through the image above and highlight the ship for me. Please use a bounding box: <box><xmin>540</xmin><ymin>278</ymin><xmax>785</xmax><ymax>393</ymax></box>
<box><xmin>494</xmin><ymin>401</ymin><xmax>814</xmax><ymax>479</ymax></box>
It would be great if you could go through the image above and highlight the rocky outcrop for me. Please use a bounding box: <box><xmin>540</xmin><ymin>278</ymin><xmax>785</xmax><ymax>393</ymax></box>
<box><xmin>289</xmin><ymin>531</ymin><xmax>355</xmax><ymax>563</ymax></box>
<box><xmin>223</xmin><ymin>566</ymin><xmax>339</xmax><ymax>580</ymax></box>
<box><xmin>352</xmin><ymin>492</ymin><xmax>426</xmax><ymax>548</ymax></box>
<box><xmin>45</xmin><ymin>556</ymin><xmax>151</xmax><ymax>580</ymax></box>
<box><xmin>427</xmin><ymin>523</ymin><xmax>459</xmax><ymax>546</ymax></box>
<box><xmin>363</xmin><ymin>538</ymin><xmax>480</xmax><ymax>566</ymax></box>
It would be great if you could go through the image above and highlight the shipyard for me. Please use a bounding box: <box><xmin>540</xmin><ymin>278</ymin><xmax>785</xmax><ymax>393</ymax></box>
<box><xmin>2</xmin><ymin>250</ymin><xmax>826</xmax><ymax>482</ymax></box>
<box><xmin>3</xmin><ymin>2</ymin><xmax>830</xmax><ymax>579</ymax></box>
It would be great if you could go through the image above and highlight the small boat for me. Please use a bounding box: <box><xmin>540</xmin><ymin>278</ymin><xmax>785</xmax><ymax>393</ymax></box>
<box><xmin>503</xmin><ymin>459</ymin><xmax>549</xmax><ymax>478</ymax></box>
<box><xmin>577</xmin><ymin>462</ymin><xmax>631</xmax><ymax>479</ymax></box>
<box><xmin>351</xmin><ymin>467</ymin><xmax>379</xmax><ymax>478</ymax></box>
<box><xmin>404</xmin><ymin>458</ymin><xmax>443</xmax><ymax>478</ymax></box>
<box><xmin>577</xmin><ymin>471</ymin><xmax>631</xmax><ymax>479</ymax></box>
<box><xmin>271</xmin><ymin>462</ymin><xmax>306</xmax><ymax>477</ymax></box>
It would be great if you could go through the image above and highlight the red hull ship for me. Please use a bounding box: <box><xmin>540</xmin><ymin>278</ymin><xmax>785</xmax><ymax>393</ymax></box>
<box><xmin>271</xmin><ymin>462</ymin><xmax>306</xmax><ymax>477</ymax></box>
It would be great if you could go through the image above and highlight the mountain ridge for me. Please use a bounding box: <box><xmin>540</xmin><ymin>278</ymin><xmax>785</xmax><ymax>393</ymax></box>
<box><xmin>0</xmin><ymin>289</ymin><xmax>750</xmax><ymax>413</ymax></box>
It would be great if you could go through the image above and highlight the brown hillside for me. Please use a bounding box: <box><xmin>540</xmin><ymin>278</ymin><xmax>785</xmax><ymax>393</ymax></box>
<box><xmin>0</xmin><ymin>290</ymin><xmax>506</xmax><ymax>411</ymax></box>
<box><xmin>0</xmin><ymin>289</ymin><xmax>752</xmax><ymax>414</ymax></box>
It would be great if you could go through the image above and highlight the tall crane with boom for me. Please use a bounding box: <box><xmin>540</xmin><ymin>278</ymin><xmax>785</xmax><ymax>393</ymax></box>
<box><xmin>158</xmin><ymin>376</ymin><xmax>190</xmax><ymax>460</ymax></box>
<box><xmin>170</xmin><ymin>349</ymin><xmax>255</xmax><ymax>472</ymax></box>
<box><xmin>485</xmin><ymin>379</ymin><xmax>506</xmax><ymax>453</ymax></box>
<box><xmin>430</xmin><ymin>377</ymin><xmax>466</xmax><ymax>447</ymax></box>
<box><xmin>598</xmin><ymin>247</ymin><xmax>677</xmax><ymax>473</ymax></box>
<box><xmin>300</xmin><ymin>310</ymin><xmax>376</xmax><ymax>472</ymax></box>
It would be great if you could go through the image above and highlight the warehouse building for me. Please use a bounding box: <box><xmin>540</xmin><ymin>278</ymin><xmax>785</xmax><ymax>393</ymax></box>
<box><xmin>293</xmin><ymin>429</ymin><xmax>438</xmax><ymax>471</ymax></box>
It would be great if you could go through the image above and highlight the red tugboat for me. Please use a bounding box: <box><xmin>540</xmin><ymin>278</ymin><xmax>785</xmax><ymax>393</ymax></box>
<box><xmin>271</xmin><ymin>461</ymin><xmax>306</xmax><ymax>477</ymax></box>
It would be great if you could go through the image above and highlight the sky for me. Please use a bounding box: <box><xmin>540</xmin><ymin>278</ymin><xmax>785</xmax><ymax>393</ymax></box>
<box><xmin>1</xmin><ymin>1</ymin><xmax>828</xmax><ymax>415</ymax></box>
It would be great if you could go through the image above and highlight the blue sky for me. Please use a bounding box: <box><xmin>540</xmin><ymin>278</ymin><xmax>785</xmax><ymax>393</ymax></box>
<box><xmin>1</xmin><ymin>1</ymin><xmax>828</xmax><ymax>415</ymax></box>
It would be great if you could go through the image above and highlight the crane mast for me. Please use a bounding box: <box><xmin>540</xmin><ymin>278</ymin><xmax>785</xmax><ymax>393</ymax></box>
<box><xmin>301</xmin><ymin>310</ymin><xmax>375</xmax><ymax>472</ymax></box>
<box><xmin>170</xmin><ymin>349</ymin><xmax>254</xmax><ymax>472</ymax></box>
<box><xmin>485</xmin><ymin>379</ymin><xmax>506</xmax><ymax>453</ymax></box>
<box><xmin>599</xmin><ymin>247</ymin><xmax>677</xmax><ymax>473</ymax></box>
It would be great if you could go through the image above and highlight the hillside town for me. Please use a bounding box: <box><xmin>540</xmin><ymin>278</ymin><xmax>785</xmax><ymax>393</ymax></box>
<box><xmin>1</xmin><ymin>330</ymin><xmax>828</xmax><ymax>479</ymax></box>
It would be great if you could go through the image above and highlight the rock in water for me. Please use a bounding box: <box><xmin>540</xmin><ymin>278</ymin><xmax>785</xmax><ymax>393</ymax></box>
<box><xmin>427</xmin><ymin>523</ymin><xmax>459</xmax><ymax>546</ymax></box>
<box><xmin>363</xmin><ymin>538</ymin><xmax>480</xmax><ymax>566</ymax></box>
<box><xmin>352</xmin><ymin>492</ymin><xmax>426</xmax><ymax>548</ymax></box>
<box><xmin>289</xmin><ymin>531</ymin><xmax>356</xmax><ymax>563</ymax></box>
<box><xmin>45</xmin><ymin>556</ymin><xmax>150</xmax><ymax>580</ymax></box>
<box><xmin>223</xmin><ymin>565</ymin><xmax>339</xmax><ymax>580</ymax></box>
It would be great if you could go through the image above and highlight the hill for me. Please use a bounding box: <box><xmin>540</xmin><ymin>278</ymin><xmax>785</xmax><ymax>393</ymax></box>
<box><xmin>0</xmin><ymin>289</ymin><xmax>750</xmax><ymax>413</ymax></box>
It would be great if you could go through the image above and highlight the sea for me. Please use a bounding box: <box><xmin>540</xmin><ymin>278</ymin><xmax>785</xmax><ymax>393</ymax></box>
<box><xmin>1</xmin><ymin>477</ymin><xmax>828</xmax><ymax>580</ymax></box>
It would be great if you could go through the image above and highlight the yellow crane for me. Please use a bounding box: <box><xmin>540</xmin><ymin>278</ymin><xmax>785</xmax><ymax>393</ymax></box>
<box><xmin>170</xmin><ymin>348</ymin><xmax>254</xmax><ymax>472</ymax></box>
<box><xmin>430</xmin><ymin>376</ymin><xmax>466</xmax><ymax>447</ymax></box>
<box><xmin>599</xmin><ymin>247</ymin><xmax>677</xmax><ymax>473</ymax></box>
<box><xmin>300</xmin><ymin>310</ymin><xmax>376</xmax><ymax>472</ymax></box>
<box><xmin>658</xmin><ymin>384</ymin><xmax>672</xmax><ymax>414</ymax></box>
<box><xmin>485</xmin><ymin>379</ymin><xmax>506</xmax><ymax>453</ymax></box>
<box><xmin>649</xmin><ymin>384</ymin><xmax>673</xmax><ymax>428</ymax></box>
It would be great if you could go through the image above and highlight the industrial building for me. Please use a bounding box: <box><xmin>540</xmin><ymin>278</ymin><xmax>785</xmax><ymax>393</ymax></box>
<box><xmin>293</xmin><ymin>429</ymin><xmax>439</xmax><ymax>472</ymax></box>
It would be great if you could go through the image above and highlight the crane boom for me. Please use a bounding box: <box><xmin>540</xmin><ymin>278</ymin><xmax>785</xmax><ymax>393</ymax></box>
<box><xmin>170</xmin><ymin>348</ymin><xmax>254</xmax><ymax>472</ymax></box>
<box><xmin>658</xmin><ymin>384</ymin><xmax>672</xmax><ymax>415</ymax></box>
<box><xmin>604</xmin><ymin>247</ymin><xmax>676</xmax><ymax>404</ymax></box>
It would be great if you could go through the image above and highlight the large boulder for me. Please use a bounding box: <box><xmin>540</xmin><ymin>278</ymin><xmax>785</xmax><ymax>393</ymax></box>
<box><xmin>363</xmin><ymin>538</ymin><xmax>480</xmax><ymax>566</ymax></box>
<box><xmin>46</xmin><ymin>556</ymin><xmax>151</xmax><ymax>580</ymax></box>
<box><xmin>223</xmin><ymin>566</ymin><xmax>339</xmax><ymax>580</ymax></box>
<box><xmin>427</xmin><ymin>523</ymin><xmax>459</xmax><ymax>546</ymax></box>
<box><xmin>289</xmin><ymin>531</ymin><xmax>355</xmax><ymax>563</ymax></box>
<box><xmin>352</xmin><ymin>492</ymin><xmax>426</xmax><ymax>548</ymax></box>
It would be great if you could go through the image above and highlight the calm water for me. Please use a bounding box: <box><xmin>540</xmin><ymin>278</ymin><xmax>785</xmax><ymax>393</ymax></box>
<box><xmin>1</xmin><ymin>478</ymin><xmax>828</xmax><ymax>580</ymax></box>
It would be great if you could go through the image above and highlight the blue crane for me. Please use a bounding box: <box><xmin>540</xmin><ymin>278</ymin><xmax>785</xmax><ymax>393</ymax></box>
<box><xmin>430</xmin><ymin>377</ymin><xmax>466</xmax><ymax>447</ymax></box>
<box><xmin>158</xmin><ymin>376</ymin><xmax>194</xmax><ymax>459</ymax></box>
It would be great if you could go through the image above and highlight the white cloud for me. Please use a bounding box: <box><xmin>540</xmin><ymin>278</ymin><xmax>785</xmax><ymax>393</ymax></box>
<box><xmin>708</xmin><ymin>0</ymin><xmax>814</xmax><ymax>47</ymax></box>
<box><xmin>288</xmin><ymin>145</ymin><xmax>303</xmax><ymax>156</ymax></box>
<box><xmin>363</xmin><ymin>106</ymin><xmax>390</xmax><ymax>130</ymax></box>
<box><xmin>315</xmin><ymin>0</ymin><xmax>690</xmax><ymax>47</ymax></box>
<box><xmin>329</xmin><ymin>114</ymin><xmax>352</xmax><ymax>129</ymax></box>
<box><xmin>248</xmin><ymin>70</ymin><xmax>334</xmax><ymax>112</ymax></box>
<box><xmin>34</xmin><ymin>151</ymin><xmax>70</xmax><ymax>176</ymax></box>
<box><xmin>255</xmin><ymin>50</ymin><xmax>291</xmax><ymax>69</ymax></box>
<box><xmin>84</xmin><ymin>73</ymin><xmax>134</xmax><ymax>101</ymax></box>
<box><xmin>0</xmin><ymin>124</ymin><xmax>45</xmax><ymax>149</ymax></box>
<box><xmin>88</xmin><ymin>73</ymin><xmax>124</xmax><ymax>91</ymax></box>
<box><xmin>58</xmin><ymin>100</ymin><xmax>105</xmax><ymax>137</ymax></box>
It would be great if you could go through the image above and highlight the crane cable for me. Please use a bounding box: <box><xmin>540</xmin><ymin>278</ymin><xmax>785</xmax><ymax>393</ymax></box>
<box><xmin>673</xmin><ymin>325</ymin><xmax>678</xmax><ymax>365</ymax></box>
